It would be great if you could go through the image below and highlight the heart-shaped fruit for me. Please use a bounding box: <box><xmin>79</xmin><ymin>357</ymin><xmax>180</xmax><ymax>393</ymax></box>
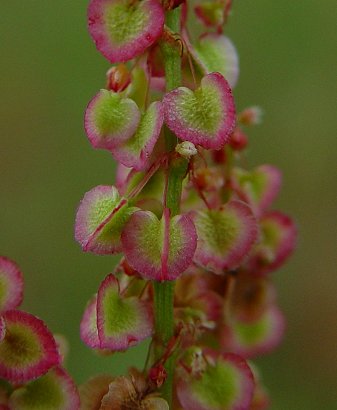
<box><xmin>112</xmin><ymin>101</ymin><xmax>164</xmax><ymax>170</ymax></box>
<box><xmin>231</xmin><ymin>165</ymin><xmax>282</xmax><ymax>217</ymax></box>
<box><xmin>177</xmin><ymin>351</ymin><xmax>254</xmax><ymax>410</ymax></box>
<box><xmin>0</xmin><ymin>310</ymin><xmax>60</xmax><ymax>384</ymax></box>
<box><xmin>121</xmin><ymin>209</ymin><xmax>197</xmax><ymax>281</ymax></box>
<box><xmin>191</xmin><ymin>34</ymin><xmax>239</xmax><ymax>88</ymax></box>
<box><xmin>163</xmin><ymin>72</ymin><xmax>236</xmax><ymax>150</ymax></box>
<box><xmin>221</xmin><ymin>306</ymin><xmax>285</xmax><ymax>359</ymax></box>
<box><xmin>88</xmin><ymin>0</ymin><xmax>165</xmax><ymax>63</ymax></box>
<box><xmin>191</xmin><ymin>200</ymin><xmax>258</xmax><ymax>274</ymax></box>
<box><xmin>0</xmin><ymin>256</ymin><xmax>24</xmax><ymax>312</ymax></box>
<box><xmin>85</xmin><ymin>90</ymin><xmax>140</xmax><ymax>151</ymax></box>
<box><xmin>97</xmin><ymin>274</ymin><xmax>153</xmax><ymax>350</ymax></box>
<box><xmin>246</xmin><ymin>211</ymin><xmax>297</xmax><ymax>275</ymax></box>
<box><xmin>75</xmin><ymin>185</ymin><xmax>137</xmax><ymax>255</ymax></box>
<box><xmin>9</xmin><ymin>367</ymin><xmax>80</xmax><ymax>410</ymax></box>
<box><xmin>80</xmin><ymin>295</ymin><xmax>100</xmax><ymax>349</ymax></box>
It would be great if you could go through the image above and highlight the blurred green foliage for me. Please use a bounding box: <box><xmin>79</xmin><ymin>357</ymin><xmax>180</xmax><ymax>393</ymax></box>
<box><xmin>1</xmin><ymin>1</ymin><xmax>336</xmax><ymax>408</ymax></box>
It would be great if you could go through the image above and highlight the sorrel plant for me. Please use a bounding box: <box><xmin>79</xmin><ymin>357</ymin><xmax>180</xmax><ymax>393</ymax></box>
<box><xmin>0</xmin><ymin>0</ymin><xmax>296</xmax><ymax>408</ymax></box>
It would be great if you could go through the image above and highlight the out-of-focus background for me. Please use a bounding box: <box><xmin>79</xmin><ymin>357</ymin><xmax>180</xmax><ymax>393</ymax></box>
<box><xmin>1</xmin><ymin>1</ymin><xmax>336</xmax><ymax>408</ymax></box>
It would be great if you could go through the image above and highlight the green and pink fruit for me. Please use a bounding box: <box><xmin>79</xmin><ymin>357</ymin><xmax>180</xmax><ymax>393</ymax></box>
<box><xmin>0</xmin><ymin>310</ymin><xmax>60</xmax><ymax>384</ymax></box>
<box><xmin>80</xmin><ymin>295</ymin><xmax>100</xmax><ymax>349</ymax></box>
<box><xmin>231</xmin><ymin>165</ymin><xmax>282</xmax><ymax>217</ymax></box>
<box><xmin>54</xmin><ymin>334</ymin><xmax>69</xmax><ymax>364</ymax></box>
<box><xmin>221</xmin><ymin>307</ymin><xmax>285</xmax><ymax>358</ymax></box>
<box><xmin>191</xmin><ymin>34</ymin><xmax>239</xmax><ymax>88</ymax></box>
<box><xmin>97</xmin><ymin>274</ymin><xmax>153</xmax><ymax>350</ymax></box>
<box><xmin>88</xmin><ymin>0</ymin><xmax>165</xmax><ymax>63</ymax></box>
<box><xmin>85</xmin><ymin>90</ymin><xmax>140</xmax><ymax>151</ymax></box>
<box><xmin>121</xmin><ymin>209</ymin><xmax>197</xmax><ymax>281</ymax></box>
<box><xmin>177</xmin><ymin>351</ymin><xmax>254</xmax><ymax>410</ymax></box>
<box><xmin>191</xmin><ymin>201</ymin><xmax>258</xmax><ymax>274</ymax></box>
<box><xmin>163</xmin><ymin>73</ymin><xmax>236</xmax><ymax>150</ymax></box>
<box><xmin>194</xmin><ymin>2</ymin><xmax>225</xmax><ymax>28</ymax></box>
<box><xmin>247</xmin><ymin>211</ymin><xmax>297</xmax><ymax>274</ymax></box>
<box><xmin>0</xmin><ymin>257</ymin><xmax>24</xmax><ymax>313</ymax></box>
<box><xmin>8</xmin><ymin>367</ymin><xmax>80</xmax><ymax>410</ymax></box>
<box><xmin>112</xmin><ymin>101</ymin><xmax>164</xmax><ymax>170</ymax></box>
<box><xmin>75</xmin><ymin>185</ymin><xmax>137</xmax><ymax>255</ymax></box>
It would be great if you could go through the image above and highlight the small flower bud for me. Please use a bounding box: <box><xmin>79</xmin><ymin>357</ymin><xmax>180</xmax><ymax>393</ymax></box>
<box><xmin>238</xmin><ymin>106</ymin><xmax>263</xmax><ymax>126</ymax></box>
<box><xmin>194</xmin><ymin>167</ymin><xmax>224</xmax><ymax>191</ymax></box>
<box><xmin>175</xmin><ymin>141</ymin><xmax>198</xmax><ymax>158</ymax></box>
<box><xmin>229</xmin><ymin>127</ymin><xmax>248</xmax><ymax>151</ymax></box>
<box><xmin>149</xmin><ymin>364</ymin><xmax>167</xmax><ymax>388</ymax></box>
<box><xmin>106</xmin><ymin>64</ymin><xmax>131</xmax><ymax>92</ymax></box>
<box><xmin>212</xmin><ymin>148</ymin><xmax>227</xmax><ymax>164</ymax></box>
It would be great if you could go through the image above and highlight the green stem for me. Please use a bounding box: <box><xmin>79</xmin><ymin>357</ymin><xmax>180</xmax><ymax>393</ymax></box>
<box><xmin>152</xmin><ymin>6</ymin><xmax>185</xmax><ymax>406</ymax></box>
<box><xmin>153</xmin><ymin>157</ymin><xmax>187</xmax><ymax>406</ymax></box>
<box><xmin>162</xmin><ymin>8</ymin><xmax>182</xmax><ymax>92</ymax></box>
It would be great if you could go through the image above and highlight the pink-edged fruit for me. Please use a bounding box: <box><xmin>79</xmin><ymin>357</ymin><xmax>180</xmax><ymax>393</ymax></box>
<box><xmin>247</xmin><ymin>211</ymin><xmax>297</xmax><ymax>274</ymax></box>
<box><xmin>0</xmin><ymin>257</ymin><xmax>24</xmax><ymax>313</ymax></box>
<box><xmin>81</xmin><ymin>275</ymin><xmax>153</xmax><ymax>351</ymax></box>
<box><xmin>163</xmin><ymin>73</ymin><xmax>236</xmax><ymax>150</ymax></box>
<box><xmin>75</xmin><ymin>185</ymin><xmax>137</xmax><ymax>255</ymax></box>
<box><xmin>231</xmin><ymin>165</ymin><xmax>282</xmax><ymax>217</ymax></box>
<box><xmin>0</xmin><ymin>310</ymin><xmax>60</xmax><ymax>384</ymax></box>
<box><xmin>97</xmin><ymin>274</ymin><xmax>153</xmax><ymax>350</ymax></box>
<box><xmin>191</xmin><ymin>201</ymin><xmax>258</xmax><ymax>274</ymax></box>
<box><xmin>122</xmin><ymin>209</ymin><xmax>197</xmax><ymax>281</ymax></box>
<box><xmin>191</xmin><ymin>34</ymin><xmax>239</xmax><ymax>88</ymax></box>
<box><xmin>112</xmin><ymin>101</ymin><xmax>164</xmax><ymax>170</ymax></box>
<box><xmin>177</xmin><ymin>351</ymin><xmax>254</xmax><ymax>410</ymax></box>
<box><xmin>221</xmin><ymin>307</ymin><xmax>285</xmax><ymax>358</ymax></box>
<box><xmin>85</xmin><ymin>90</ymin><xmax>140</xmax><ymax>151</ymax></box>
<box><xmin>88</xmin><ymin>0</ymin><xmax>165</xmax><ymax>63</ymax></box>
<box><xmin>8</xmin><ymin>366</ymin><xmax>80</xmax><ymax>410</ymax></box>
<box><xmin>80</xmin><ymin>295</ymin><xmax>100</xmax><ymax>349</ymax></box>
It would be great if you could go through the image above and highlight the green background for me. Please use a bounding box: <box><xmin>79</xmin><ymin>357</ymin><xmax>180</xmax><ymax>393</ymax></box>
<box><xmin>1</xmin><ymin>1</ymin><xmax>336</xmax><ymax>408</ymax></box>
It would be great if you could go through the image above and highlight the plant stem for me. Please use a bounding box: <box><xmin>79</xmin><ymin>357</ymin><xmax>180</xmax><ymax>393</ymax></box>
<box><xmin>161</xmin><ymin>7</ymin><xmax>182</xmax><ymax>152</ymax></box>
<box><xmin>162</xmin><ymin>8</ymin><xmax>182</xmax><ymax>92</ymax></box>
<box><xmin>153</xmin><ymin>6</ymin><xmax>184</xmax><ymax>406</ymax></box>
<box><xmin>153</xmin><ymin>158</ymin><xmax>187</xmax><ymax>406</ymax></box>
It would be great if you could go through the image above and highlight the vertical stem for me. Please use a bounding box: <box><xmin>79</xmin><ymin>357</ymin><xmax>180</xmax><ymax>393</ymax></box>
<box><xmin>153</xmin><ymin>157</ymin><xmax>187</xmax><ymax>405</ymax></box>
<box><xmin>153</xmin><ymin>6</ymin><xmax>184</xmax><ymax>406</ymax></box>
<box><xmin>162</xmin><ymin>8</ymin><xmax>182</xmax><ymax>92</ymax></box>
<box><xmin>161</xmin><ymin>7</ymin><xmax>182</xmax><ymax>152</ymax></box>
